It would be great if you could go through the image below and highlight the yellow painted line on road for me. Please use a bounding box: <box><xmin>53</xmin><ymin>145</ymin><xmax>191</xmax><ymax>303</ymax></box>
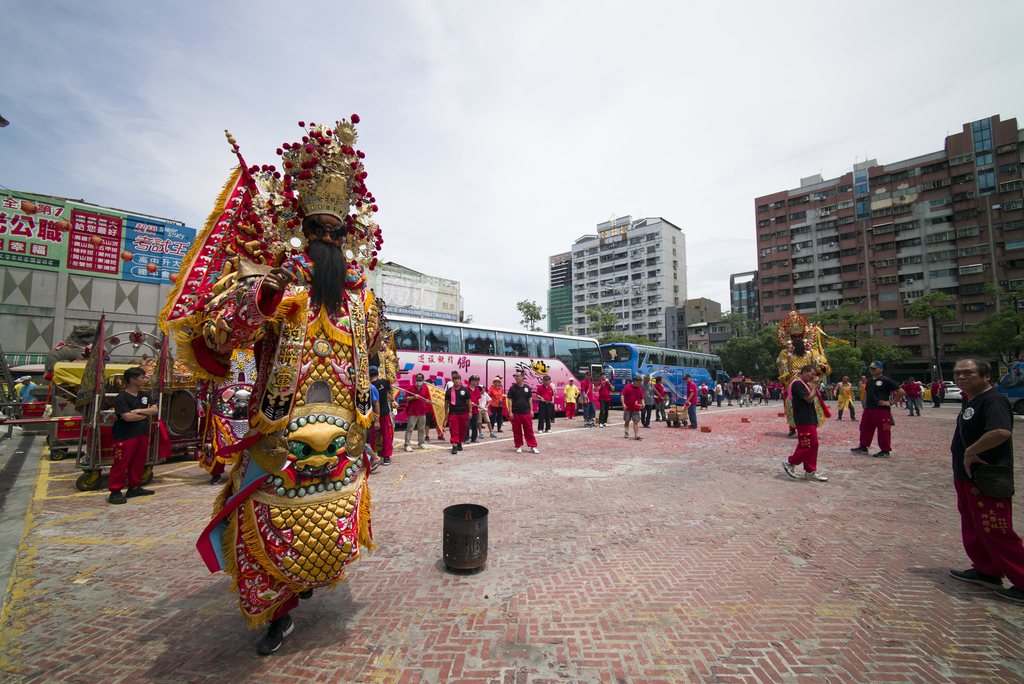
<box><xmin>39</xmin><ymin>509</ymin><xmax>102</xmax><ymax>528</ymax></box>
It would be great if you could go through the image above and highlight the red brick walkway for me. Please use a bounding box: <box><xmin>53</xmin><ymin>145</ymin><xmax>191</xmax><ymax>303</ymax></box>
<box><xmin>1</xmin><ymin>404</ymin><xmax>1023</xmax><ymax>683</ymax></box>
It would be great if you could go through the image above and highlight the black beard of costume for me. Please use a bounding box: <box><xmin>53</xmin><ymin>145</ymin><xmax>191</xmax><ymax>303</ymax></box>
<box><xmin>793</xmin><ymin>339</ymin><xmax>806</xmax><ymax>356</ymax></box>
<box><xmin>307</xmin><ymin>240</ymin><xmax>348</xmax><ymax>317</ymax></box>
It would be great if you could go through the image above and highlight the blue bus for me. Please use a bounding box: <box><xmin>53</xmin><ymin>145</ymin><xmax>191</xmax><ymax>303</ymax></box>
<box><xmin>997</xmin><ymin>361</ymin><xmax>1024</xmax><ymax>414</ymax></box>
<box><xmin>600</xmin><ymin>343</ymin><xmax>729</xmax><ymax>403</ymax></box>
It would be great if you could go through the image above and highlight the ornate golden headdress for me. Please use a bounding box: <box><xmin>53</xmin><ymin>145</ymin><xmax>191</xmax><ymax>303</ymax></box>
<box><xmin>160</xmin><ymin>115</ymin><xmax>383</xmax><ymax>329</ymax></box>
<box><xmin>776</xmin><ymin>310</ymin><xmax>817</xmax><ymax>346</ymax></box>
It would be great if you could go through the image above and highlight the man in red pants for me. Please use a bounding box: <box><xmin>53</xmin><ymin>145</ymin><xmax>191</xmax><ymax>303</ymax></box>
<box><xmin>851</xmin><ymin>361</ymin><xmax>903</xmax><ymax>459</ymax></box>
<box><xmin>948</xmin><ymin>357</ymin><xmax>1024</xmax><ymax>604</ymax></box>
<box><xmin>507</xmin><ymin>371</ymin><xmax>538</xmax><ymax>453</ymax></box>
<box><xmin>108</xmin><ymin>367</ymin><xmax>158</xmax><ymax>504</ymax></box>
<box><xmin>445</xmin><ymin>371</ymin><xmax>472</xmax><ymax>456</ymax></box>
<box><xmin>783</xmin><ymin>365</ymin><xmax>828</xmax><ymax>482</ymax></box>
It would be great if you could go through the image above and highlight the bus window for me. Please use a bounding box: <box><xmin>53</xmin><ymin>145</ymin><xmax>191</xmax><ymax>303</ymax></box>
<box><xmin>602</xmin><ymin>345</ymin><xmax>633</xmax><ymax>363</ymax></box>
<box><xmin>529</xmin><ymin>335</ymin><xmax>555</xmax><ymax>359</ymax></box>
<box><xmin>497</xmin><ymin>332</ymin><xmax>528</xmax><ymax>357</ymax></box>
<box><xmin>682</xmin><ymin>353</ymin><xmax>695</xmax><ymax>368</ymax></box>
<box><xmin>555</xmin><ymin>337</ymin><xmax>577</xmax><ymax>372</ymax></box>
<box><xmin>423</xmin><ymin>324</ymin><xmax>463</xmax><ymax>354</ymax></box>
<box><xmin>464</xmin><ymin>329</ymin><xmax>496</xmax><ymax>355</ymax></box>
<box><xmin>663</xmin><ymin>351</ymin><xmax>679</xmax><ymax>366</ymax></box>
<box><xmin>647</xmin><ymin>349</ymin><xmax>663</xmax><ymax>365</ymax></box>
<box><xmin>392</xmin><ymin>322</ymin><xmax>421</xmax><ymax>351</ymax></box>
<box><xmin>576</xmin><ymin>341</ymin><xmax>602</xmax><ymax>372</ymax></box>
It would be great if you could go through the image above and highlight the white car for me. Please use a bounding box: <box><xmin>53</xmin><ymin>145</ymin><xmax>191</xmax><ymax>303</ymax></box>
<box><xmin>942</xmin><ymin>381</ymin><xmax>963</xmax><ymax>401</ymax></box>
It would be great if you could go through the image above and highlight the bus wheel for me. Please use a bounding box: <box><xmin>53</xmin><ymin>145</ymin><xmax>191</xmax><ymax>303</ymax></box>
<box><xmin>75</xmin><ymin>470</ymin><xmax>102</xmax><ymax>492</ymax></box>
<box><xmin>141</xmin><ymin>465</ymin><xmax>154</xmax><ymax>486</ymax></box>
<box><xmin>1014</xmin><ymin>400</ymin><xmax>1024</xmax><ymax>416</ymax></box>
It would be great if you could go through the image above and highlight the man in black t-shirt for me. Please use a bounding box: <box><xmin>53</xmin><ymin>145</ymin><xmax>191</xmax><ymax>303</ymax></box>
<box><xmin>445</xmin><ymin>371</ymin><xmax>472</xmax><ymax>455</ymax></box>
<box><xmin>507</xmin><ymin>371</ymin><xmax>538</xmax><ymax>453</ymax></box>
<box><xmin>108</xmin><ymin>367</ymin><xmax>159</xmax><ymax>505</ymax></box>
<box><xmin>783</xmin><ymin>365</ymin><xmax>828</xmax><ymax>482</ymax></box>
<box><xmin>850</xmin><ymin>360</ymin><xmax>904</xmax><ymax>458</ymax></box>
<box><xmin>948</xmin><ymin>358</ymin><xmax>1024</xmax><ymax>604</ymax></box>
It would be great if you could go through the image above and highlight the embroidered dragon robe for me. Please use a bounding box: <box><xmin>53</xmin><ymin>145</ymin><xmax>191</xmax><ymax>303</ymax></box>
<box><xmin>194</xmin><ymin>267</ymin><xmax>381</xmax><ymax>628</ymax></box>
<box><xmin>777</xmin><ymin>344</ymin><xmax>830</xmax><ymax>429</ymax></box>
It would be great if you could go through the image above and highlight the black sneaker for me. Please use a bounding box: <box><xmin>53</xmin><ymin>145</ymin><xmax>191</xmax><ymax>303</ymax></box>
<box><xmin>297</xmin><ymin>588</ymin><xmax>314</xmax><ymax>600</ymax></box>
<box><xmin>949</xmin><ymin>568</ymin><xmax>1004</xmax><ymax>589</ymax></box>
<box><xmin>993</xmin><ymin>586</ymin><xmax>1024</xmax><ymax>604</ymax></box>
<box><xmin>850</xmin><ymin>446</ymin><xmax>869</xmax><ymax>454</ymax></box>
<box><xmin>457</xmin><ymin>443</ymin><xmax>463</xmax><ymax>452</ymax></box>
<box><xmin>256</xmin><ymin>614</ymin><xmax>294</xmax><ymax>655</ymax></box>
<box><xmin>125</xmin><ymin>487</ymin><xmax>155</xmax><ymax>498</ymax></box>
<box><xmin>381</xmin><ymin>457</ymin><xmax>392</xmax><ymax>466</ymax></box>
<box><xmin>209</xmin><ymin>475</ymin><xmax>222</xmax><ymax>485</ymax></box>
<box><xmin>872</xmin><ymin>451</ymin><xmax>891</xmax><ymax>459</ymax></box>
<box><xmin>451</xmin><ymin>446</ymin><xmax>458</xmax><ymax>455</ymax></box>
<box><xmin>108</xmin><ymin>491</ymin><xmax>127</xmax><ymax>505</ymax></box>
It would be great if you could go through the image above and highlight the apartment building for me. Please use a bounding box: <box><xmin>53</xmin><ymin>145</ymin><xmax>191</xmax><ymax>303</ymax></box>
<box><xmin>571</xmin><ymin>216</ymin><xmax>687</xmax><ymax>345</ymax></box>
<box><xmin>546</xmin><ymin>251</ymin><xmax>573</xmax><ymax>334</ymax></box>
<box><xmin>755</xmin><ymin>114</ymin><xmax>1023</xmax><ymax>377</ymax></box>
<box><xmin>730</xmin><ymin>271</ymin><xmax>759</xmax><ymax>325</ymax></box>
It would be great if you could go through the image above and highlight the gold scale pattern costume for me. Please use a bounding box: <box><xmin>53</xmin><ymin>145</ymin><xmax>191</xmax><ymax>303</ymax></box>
<box><xmin>160</xmin><ymin>116</ymin><xmax>397</xmax><ymax>627</ymax></box>
<box><xmin>775</xmin><ymin>311</ymin><xmax>831</xmax><ymax>428</ymax></box>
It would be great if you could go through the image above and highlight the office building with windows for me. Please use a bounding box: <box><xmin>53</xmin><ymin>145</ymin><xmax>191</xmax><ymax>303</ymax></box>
<box><xmin>546</xmin><ymin>251</ymin><xmax>573</xmax><ymax>334</ymax></box>
<box><xmin>570</xmin><ymin>216</ymin><xmax>687</xmax><ymax>345</ymax></box>
<box><xmin>755</xmin><ymin>114</ymin><xmax>1023</xmax><ymax>377</ymax></box>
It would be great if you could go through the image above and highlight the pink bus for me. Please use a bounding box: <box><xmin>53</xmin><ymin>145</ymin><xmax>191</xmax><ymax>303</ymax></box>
<box><xmin>384</xmin><ymin>314</ymin><xmax>604</xmax><ymax>421</ymax></box>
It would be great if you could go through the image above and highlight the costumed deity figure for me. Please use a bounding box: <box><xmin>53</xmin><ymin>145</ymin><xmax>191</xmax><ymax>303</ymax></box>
<box><xmin>775</xmin><ymin>311</ymin><xmax>831</xmax><ymax>436</ymax></box>
<box><xmin>160</xmin><ymin>116</ymin><xmax>397</xmax><ymax>654</ymax></box>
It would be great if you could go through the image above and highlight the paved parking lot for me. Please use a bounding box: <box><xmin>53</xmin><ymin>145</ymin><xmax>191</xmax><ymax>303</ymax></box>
<box><xmin>1</xmin><ymin>402</ymin><xmax>1023</xmax><ymax>683</ymax></box>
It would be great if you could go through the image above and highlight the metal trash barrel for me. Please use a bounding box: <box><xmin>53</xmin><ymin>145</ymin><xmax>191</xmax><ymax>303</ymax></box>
<box><xmin>442</xmin><ymin>503</ymin><xmax>488</xmax><ymax>570</ymax></box>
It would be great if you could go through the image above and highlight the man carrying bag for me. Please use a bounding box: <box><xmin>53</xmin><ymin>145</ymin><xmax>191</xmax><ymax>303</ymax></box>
<box><xmin>948</xmin><ymin>358</ymin><xmax>1024</xmax><ymax>604</ymax></box>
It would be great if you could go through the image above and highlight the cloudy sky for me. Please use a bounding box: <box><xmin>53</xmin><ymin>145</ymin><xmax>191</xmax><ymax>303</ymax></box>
<box><xmin>3</xmin><ymin>1</ymin><xmax>1024</xmax><ymax>330</ymax></box>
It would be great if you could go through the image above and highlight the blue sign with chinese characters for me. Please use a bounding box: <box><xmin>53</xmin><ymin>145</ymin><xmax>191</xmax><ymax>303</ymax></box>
<box><xmin>121</xmin><ymin>216</ymin><xmax>196</xmax><ymax>284</ymax></box>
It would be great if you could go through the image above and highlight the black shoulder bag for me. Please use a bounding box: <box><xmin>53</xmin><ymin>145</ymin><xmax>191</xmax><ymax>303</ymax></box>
<box><xmin>958</xmin><ymin>412</ymin><xmax>1015</xmax><ymax>498</ymax></box>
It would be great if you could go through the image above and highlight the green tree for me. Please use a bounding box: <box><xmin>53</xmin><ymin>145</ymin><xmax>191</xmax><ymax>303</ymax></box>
<box><xmin>717</xmin><ymin>327</ymin><xmax>780</xmax><ymax>381</ymax></box>
<box><xmin>599</xmin><ymin>331</ymin><xmax>651</xmax><ymax>345</ymax></box>
<box><xmin>904</xmin><ymin>292</ymin><xmax>957</xmax><ymax>379</ymax></box>
<box><xmin>516</xmin><ymin>300</ymin><xmax>545</xmax><ymax>331</ymax></box>
<box><xmin>810</xmin><ymin>303</ymin><xmax>883</xmax><ymax>346</ymax></box>
<box><xmin>584</xmin><ymin>304</ymin><xmax>618</xmax><ymax>337</ymax></box>
<box><xmin>955</xmin><ymin>282</ymin><xmax>1024</xmax><ymax>365</ymax></box>
<box><xmin>824</xmin><ymin>342</ymin><xmax>862</xmax><ymax>382</ymax></box>
<box><xmin>858</xmin><ymin>336</ymin><xmax>911</xmax><ymax>370</ymax></box>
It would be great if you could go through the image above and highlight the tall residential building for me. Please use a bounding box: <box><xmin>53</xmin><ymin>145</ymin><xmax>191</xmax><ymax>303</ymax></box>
<box><xmin>755</xmin><ymin>114</ymin><xmax>1023</xmax><ymax>378</ymax></box>
<box><xmin>546</xmin><ymin>251</ymin><xmax>573</xmax><ymax>334</ymax></box>
<box><xmin>729</xmin><ymin>270</ymin><xmax>759</xmax><ymax>325</ymax></box>
<box><xmin>571</xmin><ymin>216</ymin><xmax>687</xmax><ymax>345</ymax></box>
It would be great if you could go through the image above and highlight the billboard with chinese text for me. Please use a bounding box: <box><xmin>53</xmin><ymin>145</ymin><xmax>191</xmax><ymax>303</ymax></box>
<box><xmin>0</xmin><ymin>190</ymin><xmax>195</xmax><ymax>284</ymax></box>
<box><xmin>122</xmin><ymin>217</ymin><xmax>194</xmax><ymax>284</ymax></box>
<box><xmin>0</xmin><ymin>191</ymin><xmax>69</xmax><ymax>271</ymax></box>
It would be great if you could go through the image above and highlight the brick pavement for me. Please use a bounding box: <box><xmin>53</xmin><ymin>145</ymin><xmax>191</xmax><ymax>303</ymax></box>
<box><xmin>1</xmin><ymin>403</ymin><xmax>1023</xmax><ymax>683</ymax></box>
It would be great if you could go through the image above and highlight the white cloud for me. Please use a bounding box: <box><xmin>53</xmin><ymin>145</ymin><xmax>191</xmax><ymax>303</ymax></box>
<box><xmin>2</xmin><ymin>0</ymin><xmax>1024</xmax><ymax>332</ymax></box>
